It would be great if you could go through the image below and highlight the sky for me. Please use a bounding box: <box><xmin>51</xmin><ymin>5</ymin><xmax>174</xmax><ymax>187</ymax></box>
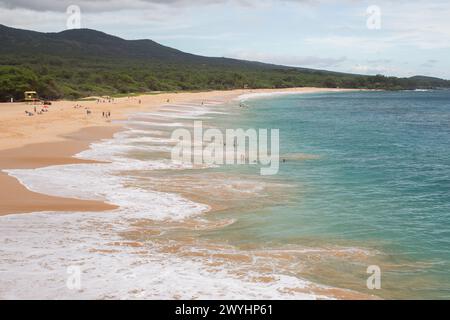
<box><xmin>1</xmin><ymin>0</ymin><xmax>450</xmax><ymax>79</ymax></box>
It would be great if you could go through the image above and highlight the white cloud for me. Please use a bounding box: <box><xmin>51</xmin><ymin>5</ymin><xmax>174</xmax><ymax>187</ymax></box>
<box><xmin>0</xmin><ymin>0</ymin><xmax>314</xmax><ymax>12</ymax></box>
<box><xmin>230</xmin><ymin>51</ymin><xmax>347</xmax><ymax>68</ymax></box>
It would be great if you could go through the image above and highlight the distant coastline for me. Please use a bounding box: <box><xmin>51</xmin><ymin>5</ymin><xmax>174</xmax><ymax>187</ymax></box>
<box><xmin>1</xmin><ymin>24</ymin><xmax>450</xmax><ymax>102</ymax></box>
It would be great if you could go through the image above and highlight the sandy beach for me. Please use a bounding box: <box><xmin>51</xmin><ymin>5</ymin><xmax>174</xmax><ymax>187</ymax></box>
<box><xmin>0</xmin><ymin>129</ymin><xmax>119</xmax><ymax>215</ymax></box>
<box><xmin>0</xmin><ymin>87</ymin><xmax>352</xmax><ymax>217</ymax></box>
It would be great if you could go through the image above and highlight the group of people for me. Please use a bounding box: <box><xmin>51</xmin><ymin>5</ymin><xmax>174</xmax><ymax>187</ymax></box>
<box><xmin>24</xmin><ymin>102</ymin><xmax>115</xmax><ymax>118</ymax></box>
<box><xmin>97</xmin><ymin>98</ymin><xmax>114</xmax><ymax>104</ymax></box>
<box><xmin>73</xmin><ymin>103</ymin><xmax>111</xmax><ymax>118</ymax></box>
<box><xmin>125</xmin><ymin>97</ymin><xmax>142</xmax><ymax>105</ymax></box>
<box><xmin>25</xmin><ymin>106</ymin><xmax>49</xmax><ymax>116</ymax></box>
<box><xmin>73</xmin><ymin>104</ymin><xmax>93</xmax><ymax>115</ymax></box>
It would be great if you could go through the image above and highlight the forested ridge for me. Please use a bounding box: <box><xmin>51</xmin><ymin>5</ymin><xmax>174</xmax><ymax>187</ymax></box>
<box><xmin>1</xmin><ymin>24</ymin><xmax>449</xmax><ymax>101</ymax></box>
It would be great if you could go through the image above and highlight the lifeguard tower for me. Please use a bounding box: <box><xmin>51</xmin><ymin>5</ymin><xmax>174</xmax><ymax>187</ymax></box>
<box><xmin>24</xmin><ymin>91</ymin><xmax>39</xmax><ymax>103</ymax></box>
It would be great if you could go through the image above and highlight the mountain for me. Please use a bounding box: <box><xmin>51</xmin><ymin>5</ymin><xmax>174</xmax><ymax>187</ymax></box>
<box><xmin>1</xmin><ymin>24</ymin><xmax>449</xmax><ymax>101</ymax></box>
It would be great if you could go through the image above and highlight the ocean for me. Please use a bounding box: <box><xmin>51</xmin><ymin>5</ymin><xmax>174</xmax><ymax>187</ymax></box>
<box><xmin>1</xmin><ymin>90</ymin><xmax>449</xmax><ymax>299</ymax></box>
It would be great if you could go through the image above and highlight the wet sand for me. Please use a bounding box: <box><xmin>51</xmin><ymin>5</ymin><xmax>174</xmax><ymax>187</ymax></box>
<box><xmin>0</xmin><ymin>127</ymin><xmax>120</xmax><ymax>215</ymax></box>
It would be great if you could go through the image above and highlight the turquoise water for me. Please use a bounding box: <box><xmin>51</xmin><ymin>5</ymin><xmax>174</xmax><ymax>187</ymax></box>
<box><xmin>204</xmin><ymin>91</ymin><xmax>450</xmax><ymax>299</ymax></box>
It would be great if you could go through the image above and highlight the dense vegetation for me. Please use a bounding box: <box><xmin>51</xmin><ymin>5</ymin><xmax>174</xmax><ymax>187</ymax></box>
<box><xmin>1</xmin><ymin>24</ymin><xmax>449</xmax><ymax>101</ymax></box>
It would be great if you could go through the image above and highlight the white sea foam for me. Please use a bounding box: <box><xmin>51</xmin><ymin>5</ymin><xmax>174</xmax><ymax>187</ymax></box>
<box><xmin>237</xmin><ymin>91</ymin><xmax>304</xmax><ymax>102</ymax></box>
<box><xmin>159</xmin><ymin>105</ymin><xmax>228</xmax><ymax>115</ymax></box>
<box><xmin>0</xmin><ymin>102</ymin><xmax>330</xmax><ymax>300</ymax></box>
<box><xmin>120</xmin><ymin>128</ymin><xmax>166</xmax><ymax>136</ymax></box>
<box><xmin>134</xmin><ymin>112</ymin><xmax>211</xmax><ymax>120</ymax></box>
<box><xmin>126</xmin><ymin>120</ymin><xmax>186</xmax><ymax>127</ymax></box>
<box><xmin>0</xmin><ymin>211</ymin><xmax>324</xmax><ymax>299</ymax></box>
<box><xmin>5</xmin><ymin>162</ymin><xmax>206</xmax><ymax>221</ymax></box>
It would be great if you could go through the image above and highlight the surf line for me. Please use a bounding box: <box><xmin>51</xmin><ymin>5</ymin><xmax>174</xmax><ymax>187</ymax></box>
<box><xmin>171</xmin><ymin>120</ymin><xmax>280</xmax><ymax>176</ymax></box>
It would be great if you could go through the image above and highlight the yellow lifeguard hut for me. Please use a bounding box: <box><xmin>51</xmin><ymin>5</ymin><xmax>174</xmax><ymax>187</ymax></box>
<box><xmin>24</xmin><ymin>91</ymin><xmax>39</xmax><ymax>102</ymax></box>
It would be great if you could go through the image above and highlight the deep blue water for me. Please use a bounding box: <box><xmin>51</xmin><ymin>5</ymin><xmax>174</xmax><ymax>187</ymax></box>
<box><xmin>207</xmin><ymin>90</ymin><xmax>450</xmax><ymax>299</ymax></box>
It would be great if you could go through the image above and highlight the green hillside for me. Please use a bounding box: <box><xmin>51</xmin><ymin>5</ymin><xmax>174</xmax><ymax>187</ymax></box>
<box><xmin>1</xmin><ymin>24</ymin><xmax>449</xmax><ymax>101</ymax></box>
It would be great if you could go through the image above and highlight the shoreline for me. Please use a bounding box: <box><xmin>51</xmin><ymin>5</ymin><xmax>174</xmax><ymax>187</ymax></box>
<box><xmin>0</xmin><ymin>87</ymin><xmax>377</xmax><ymax>300</ymax></box>
<box><xmin>0</xmin><ymin>88</ymin><xmax>357</xmax><ymax>217</ymax></box>
<box><xmin>0</xmin><ymin>126</ymin><xmax>121</xmax><ymax>216</ymax></box>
